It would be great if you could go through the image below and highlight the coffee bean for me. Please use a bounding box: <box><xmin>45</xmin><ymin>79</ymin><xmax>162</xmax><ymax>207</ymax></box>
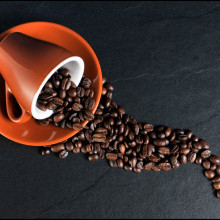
<box><xmin>72</xmin><ymin>103</ymin><xmax>83</xmax><ymax>111</ymax></box>
<box><xmin>53</xmin><ymin>113</ymin><xmax>64</xmax><ymax>123</ymax></box>
<box><xmin>170</xmin><ymin>156</ymin><xmax>180</xmax><ymax>169</ymax></box>
<box><xmin>213</xmin><ymin>182</ymin><xmax>220</xmax><ymax>190</ymax></box>
<box><xmin>143</xmin><ymin>123</ymin><xmax>153</xmax><ymax>132</ymax></box>
<box><xmin>195</xmin><ymin>156</ymin><xmax>203</xmax><ymax>165</ymax></box>
<box><xmin>59</xmin><ymin>150</ymin><xmax>68</xmax><ymax>159</ymax></box>
<box><xmin>210</xmin><ymin>164</ymin><xmax>217</xmax><ymax>171</ymax></box>
<box><xmin>158</xmin><ymin>162</ymin><xmax>171</xmax><ymax>171</ymax></box>
<box><xmin>202</xmin><ymin>160</ymin><xmax>211</xmax><ymax>169</ymax></box>
<box><xmin>65</xmin><ymin>141</ymin><xmax>74</xmax><ymax>151</ymax></box>
<box><xmin>117</xmin><ymin>159</ymin><xmax>124</xmax><ymax>168</ymax></box>
<box><xmin>212</xmin><ymin>175</ymin><xmax>220</xmax><ymax>183</ymax></box>
<box><xmin>119</xmin><ymin>144</ymin><xmax>126</xmax><ymax>154</ymax></box>
<box><xmin>67</xmin><ymin>88</ymin><xmax>77</xmax><ymax>97</ymax></box>
<box><xmin>59</xmin><ymin>68</ymin><xmax>69</xmax><ymax>77</ymax></box>
<box><xmin>185</xmin><ymin>130</ymin><xmax>193</xmax><ymax>139</ymax></box>
<box><xmin>158</xmin><ymin>147</ymin><xmax>170</xmax><ymax>155</ymax></box>
<box><xmin>180</xmin><ymin>155</ymin><xmax>187</xmax><ymax>164</ymax></box>
<box><xmin>72</xmin><ymin>123</ymin><xmax>83</xmax><ymax>131</ymax></box>
<box><xmin>210</xmin><ymin>155</ymin><xmax>220</xmax><ymax>165</ymax></box>
<box><xmin>51</xmin><ymin>143</ymin><xmax>65</xmax><ymax>153</ymax></box>
<box><xmin>41</xmin><ymin>148</ymin><xmax>50</xmax><ymax>156</ymax></box>
<box><xmin>85</xmin><ymin>97</ymin><xmax>95</xmax><ymax>110</ymax></box>
<box><xmin>124</xmin><ymin>165</ymin><xmax>132</xmax><ymax>172</ymax></box>
<box><xmin>187</xmin><ymin>152</ymin><xmax>197</xmax><ymax>163</ymax></box>
<box><xmin>204</xmin><ymin>170</ymin><xmax>215</xmax><ymax>179</ymax></box>
<box><xmin>144</xmin><ymin>162</ymin><xmax>154</xmax><ymax>171</ymax></box>
<box><xmin>199</xmin><ymin>139</ymin><xmax>209</xmax><ymax>149</ymax></box>
<box><xmin>84</xmin><ymin>110</ymin><xmax>95</xmax><ymax>121</ymax></box>
<box><xmin>153</xmin><ymin>138</ymin><xmax>169</xmax><ymax>147</ymax></box>
<box><xmin>201</xmin><ymin>150</ymin><xmax>211</xmax><ymax>159</ymax></box>
<box><xmin>88</xmin><ymin>154</ymin><xmax>99</xmax><ymax>162</ymax></box>
<box><xmin>216</xmin><ymin>166</ymin><xmax>220</xmax><ymax>175</ymax></box>
<box><xmin>216</xmin><ymin>190</ymin><xmax>220</xmax><ymax>199</ymax></box>
<box><xmin>92</xmin><ymin>133</ymin><xmax>106</xmax><ymax>143</ymax></box>
<box><xmin>53</xmin><ymin>97</ymin><xmax>63</xmax><ymax>106</ymax></box>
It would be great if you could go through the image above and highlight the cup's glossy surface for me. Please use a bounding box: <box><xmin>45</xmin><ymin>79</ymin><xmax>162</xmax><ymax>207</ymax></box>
<box><xmin>0</xmin><ymin>21</ymin><xmax>102</xmax><ymax>146</ymax></box>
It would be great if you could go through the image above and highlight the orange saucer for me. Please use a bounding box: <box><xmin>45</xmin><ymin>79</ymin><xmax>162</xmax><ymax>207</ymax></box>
<box><xmin>0</xmin><ymin>22</ymin><xmax>102</xmax><ymax>146</ymax></box>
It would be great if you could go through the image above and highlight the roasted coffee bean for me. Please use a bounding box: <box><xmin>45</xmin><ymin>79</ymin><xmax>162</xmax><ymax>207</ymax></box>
<box><xmin>92</xmin><ymin>133</ymin><xmax>106</xmax><ymax>142</ymax></box>
<box><xmin>180</xmin><ymin>155</ymin><xmax>187</xmax><ymax>164</ymax></box>
<box><xmin>216</xmin><ymin>190</ymin><xmax>220</xmax><ymax>199</ymax></box>
<box><xmin>143</xmin><ymin>123</ymin><xmax>153</xmax><ymax>132</ymax></box>
<box><xmin>158</xmin><ymin>147</ymin><xmax>170</xmax><ymax>155</ymax></box>
<box><xmin>204</xmin><ymin>170</ymin><xmax>215</xmax><ymax>179</ymax></box>
<box><xmin>76</xmin><ymin>87</ymin><xmax>85</xmax><ymax>97</ymax></box>
<box><xmin>67</xmin><ymin>88</ymin><xmax>77</xmax><ymax>97</ymax></box>
<box><xmin>210</xmin><ymin>155</ymin><xmax>220</xmax><ymax>165</ymax></box>
<box><xmin>153</xmin><ymin>138</ymin><xmax>169</xmax><ymax>147</ymax></box>
<box><xmin>119</xmin><ymin>144</ymin><xmax>126</xmax><ymax>154</ymax></box>
<box><xmin>73</xmin><ymin>147</ymin><xmax>81</xmax><ymax>154</ymax></box>
<box><xmin>72</xmin><ymin>103</ymin><xmax>83</xmax><ymax>111</ymax></box>
<box><xmin>202</xmin><ymin>160</ymin><xmax>211</xmax><ymax>170</ymax></box>
<box><xmin>178</xmin><ymin>134</ymin><xmax>188</xmax><ymax>142</ymax></box>
<box><xmin>210</xmin><ymin>164</ymin><xmax>217</xmax><ymax>171</ymax></box>
<box><xmin>144</xmin><ymin>162</ymin><xmax>154</xmax><ymax>171</ymax></box>
<box><xmin>65</xmin><ymin>141</ymin><xmax>74</xmax><ymax>151</ymax></box>
<box><xmin>51</xmin><ymin>143</ymin><xmax>65</xmax><ymax>153</ymax></box>
<box><xmin>179</xmin><ymin>147</ymin><xmax>190</xmax><ymax>155</ymax></box>
<box><xmin>196</xmin><ymin>156</ymin><xmax>203</xmax><ymax>165</ymax></box>
<box><xmin>117</xmin><ymin>159</ymin><xmax>124</xmax><ymax>168</ymax></box>
<box><xmin>53</xmin><ymin>97</ymin><xmax>63</xmax><ymax>106</ymax></box>
<box><xmin>88</xmin><ymin>154</ymin><xmax>99</xmax><ymax>162</ymax></box>
<box><xmin>213</xmin><ymin>182</ymin><xmax>220</xmax><ymax>190</ymax></box>
<box><xmin>212</xmin><ymin>175</ymin><xmax>220</xmax><ymax>183</ymax></box>
<box><xmin>83</xmin><ymin>110</ymin><xmax>94</xmax><ymax>121</ymax></box>
<box><xmin>170</xmin><ymin>156</ymin><xmax>180</xmax><ymax>169</ymax></box>
<box><xmin>158</xmin><ymin>162</ymin><xmax>171</xmax><ymax>171</ymax></box>
<box><xmin>84</xmin><ymin>97</ymin><xmax>95</xmax><ymax>110</ymax></box>
<box><xmin>149</xmin><ymin>154</ymin><xmax>161</xmax><ymax>163</ymax></box>
<box><xmin>216</xmin><ymin>166</ymin><xmax>220</xmax><ymax>175</ymax></box>
<box><xmin>124</xmin><ymin>165</ymin><xmax>132</xmax><ymax>172</ymax></box>
<box><xmin>72</xmin><ymin>123</ymin><xmax>83</xmax><ymax>131</ymax></box>
<box><xmin>41</xmin><ymin>148</ymin><xmax>50</xmax><ymax>156</ymax></box>
<box><xmin>187</xmin><ymin>152</ymin><xmax>197</xmax><ymax>163</ymax></box>
<box><xmin>59</xmin><ymin>150</ymin><xmax>68</xmax><ymax>159</ymax></box>
<box><xmin>59</xmin><ymin>68</ymin><xmax>69</xmax><ymax>77</ymax></box>
<box><xmin>199</xmin><ymin>139</ymin><xmax>210</xmax><ymax>149</ymax></box>
<box><xmin>201</xmin><ymin>150</ymin><xmax>211</xmax><ymax>159</ymax></box>
<box><xmin>192</xmin><ymin>135</ymin><xmax>199</xmax><ymax>142</ymax></box>
<box><xmin>53</xmin><ymin>113</ymin><xmax>64</xmax><ymax>123</ymax></box>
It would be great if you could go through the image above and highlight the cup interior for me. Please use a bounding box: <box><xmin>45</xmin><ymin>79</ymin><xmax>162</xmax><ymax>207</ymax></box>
<box><xmin>31</xmin><ymin>56</ymin><xmax>84</xmax><ymax>120</ymax></box>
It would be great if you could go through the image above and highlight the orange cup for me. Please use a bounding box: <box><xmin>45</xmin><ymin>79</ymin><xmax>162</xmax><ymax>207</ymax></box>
<box><xmin>0</xmin><ymin>32</ymin><xmax>84</xmax><ymax>123</ymax></box>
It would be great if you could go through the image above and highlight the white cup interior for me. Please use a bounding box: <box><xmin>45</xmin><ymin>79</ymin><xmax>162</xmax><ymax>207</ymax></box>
<box><xmin>31</xmin><ymin>56</ymin><xmax>84</xmax><ymax>120</ymax></box>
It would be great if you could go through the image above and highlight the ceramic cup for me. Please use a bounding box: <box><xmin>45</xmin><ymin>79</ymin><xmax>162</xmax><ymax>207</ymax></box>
<box><xmin>0</xmin><ymin>32</ymin><xmax>84</xmax><ymax>123</ymax></box>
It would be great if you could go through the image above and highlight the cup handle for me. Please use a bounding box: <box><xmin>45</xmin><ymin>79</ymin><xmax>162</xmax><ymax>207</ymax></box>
<box><xmin>5</xmin><ymin>82</ymin><xmax>32</xmax><ymax>123</ymax></box>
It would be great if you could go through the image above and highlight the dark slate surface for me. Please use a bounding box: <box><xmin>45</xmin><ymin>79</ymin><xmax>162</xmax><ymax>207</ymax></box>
<box><xmin>0</xmin><ymin>1</ymin><xmax>220</xmax><ymax>219</ymax></box>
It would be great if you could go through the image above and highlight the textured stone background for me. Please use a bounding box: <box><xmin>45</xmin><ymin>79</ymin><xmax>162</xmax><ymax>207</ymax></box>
<box><xmin>0</xmin><ymin>1</ymin><xmax>219</xmax><ymax>218</ymax></box>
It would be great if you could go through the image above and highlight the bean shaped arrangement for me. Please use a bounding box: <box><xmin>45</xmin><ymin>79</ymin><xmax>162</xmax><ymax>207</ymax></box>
<box><xmin>37</xmin><ymin>70</ymin><xmax>220</xmax><ymax>199</ymax></box>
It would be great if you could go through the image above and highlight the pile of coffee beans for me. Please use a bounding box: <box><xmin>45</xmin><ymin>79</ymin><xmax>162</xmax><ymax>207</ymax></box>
<box><xmin>38</xmin><ymin>74</ymin><xmax>220</xmax><ymax>199</ymax></box>
<box><xmin>36</xmin><ymin>67</ymin><xmax>95</xmax><ymax>129</ymax></box>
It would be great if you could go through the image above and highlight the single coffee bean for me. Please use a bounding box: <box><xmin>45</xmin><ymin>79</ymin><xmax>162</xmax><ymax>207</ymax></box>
<box><xmin>119</xmin><ymin>143</ymin><xmax>126</xmax><ymax>154</ymax></box>
<box><xmin>187</xmin><ymin>152</ymin><xmax>197</xmax><ymax>163</ymax></box>
<box><xmin>41</xmin><ymin>148</ymin><xmax>50</xmax><ymax>156</ymax></box>
<box><xmin>185</xmin><ymin>130</ymin><xmax>193</xmax><ymax>139</ymax></box>
<box><xmin>144</xmin><ymin>162</ymin><xmax>154</xmax><ymax>171</ymax></box>
<box><xmin>195</xmin><ymin>156</ymin><xmax>203</xmax><ymax>165</ymax></box>
<box><xmin>210</xmin><ymin>155</ymin><xmax>220</xmax><ymax>165</ymax></box>
<box><xmin>170</xmin><ymin>156</ymin><xmax>180</xmax><ymax>169</ymax></box>
<box><xmin>124</xmin><ymin>165</ymin><xmax>132</xmax><ymax>172</ymax></box>
<box><xmin>85</xmin><ymin>97</ymin><xmax>95</xmax><ymax>110</ymax></box>
<box><xmin>204</xmin><ymin>170</ymin><xmax>215</xmax><ymax>179</ymax></box>
<box><xmin>158</xmin><ymin>162</ymin><xmax>171</xmax><ymax>171</ymax></box>
<box><xmin>213</xmin><ymin>182</ymin><xmax>220</xmax><ymax>190</ymax></box>
<box><xmin>37</xmin><ymin>104</ymin><xmax>47</xmax><ymax>111</ymax></box>
<box><xmin>216</xmin><ymin>190</ymin><xmax>220</xmax><ymax>199</ymax></box>
<box><xmin>67</xmin><ymin>88</ymin><xmax>77</xmax><ymax>97</ymax></box>
<box><xmin>178</xmin><ymin>134</ymin><xmax>188</xmax><ymax>142</ymax></box>
<box><xmin>143</xmin><ymin>123</ymin><xmax>153</xmax><ymax>132</ymax></box>
<box><xmin>210</xmin><ymin>164</ymin><xmax>217</xmax><ymax>171</ymax></box>
<box><xmin>59</xmin><ymin>90</ymin><xmax>66</xmax><ymax>99</ymax></box>
<box><xmin>117</xmin><ymin>159</ymin><xmax>124</xmax><ymax>168</ymax></box>
<box><xmin>59</xmin><ymin>68</ymin><xmax>69</xmax><ymax>77</ymax></box>
<box><xmin>201</xmin><ymin>149</ymin><xmax>211</xmax><ymax>159</ymax></box>
<box><xmin>53</xmin><ymin>113</ymin><xmax>65</xmax><ymax>123</ymax></box>
<box><xmin>216</xmin><ymin>166</ymin><xmax>220</xmax><ymax>175</ymax></box>
<box><xmin>153</xmin><ymin>138</ymin><xmax>169</xmax><ymax>147</ymax></box>
<box><xmin>53</xmin><ymin>97</ymin><xmax>63</xmax><ymax>106</ymax></box>
<box><xmin>59</xmin><ymin>150</ymin><xmax>68</xmax><ymax>159</ymax></box>
<box><xmin>88</xmin><ymin>154</ymin><xmax>99</xmax><ymax>162</ymax></box>
<box><xmin>203</xmin><ymin>160</ymin><xmax>211</xmax><ymax>170</ymax></box>
<box><xmin>72</xmin><ymin>123</ymin><xmax>83</xmax><ymax>131</ymax></box>
<box><xmin>180</xmin><ymin>155</ymin><xmax>187</xmax><ymax>164</ymax></box>
<box><xmin>164</xmin><ymin>127</ymin><xmax>172</xmax><ymax>137</ymax></box>
<box><xmin>72</xmin><ymin>103</ymin><xmax>83</xmax><ymax>111</ymax></box>
<box><xmin>51</xmin><ymin>143</ymin><xmax>65</xmax><ymax>153</ymax></box>
<box><xmin>212</xmin><ymin>175</ymin><xmax>220</xmax><ymax>183</ymax></box>
<box><xmin>65</xmin><ymin>141</ymin><xmax>74</xmax><ymax>151</ymax></box>
<box><xmin>199</xmin><ymin>139</ymin><xmax>210</xmax><ymax>149</ymax></box>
